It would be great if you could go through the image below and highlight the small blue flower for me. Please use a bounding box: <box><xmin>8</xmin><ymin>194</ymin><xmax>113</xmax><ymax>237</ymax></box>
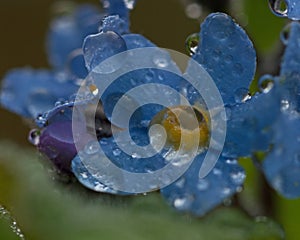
<box><xmin>261</xmin><ymin>22</ymin><xmax>300</xmax><ymax>198</ymax></box>
<box><xmin>69</xmin><ymin>13</ymin><xmax>276</xmax><ymax>216</ymax></box>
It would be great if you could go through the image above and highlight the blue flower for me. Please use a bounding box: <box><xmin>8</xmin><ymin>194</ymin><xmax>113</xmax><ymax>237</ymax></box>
<box><xmin>67</xmin><ymin>12</ymin><xmax>278</xmax><ymax>216</ymax></box>
<box><xmin>261</xmin><ymin>22</ymin><xmax>300</xmax><ymax>198</ymax></box>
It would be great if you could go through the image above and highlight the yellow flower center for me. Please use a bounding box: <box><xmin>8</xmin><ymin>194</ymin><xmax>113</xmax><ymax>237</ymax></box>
<box><xmin>150</xmin><ymin>105</ymin><xmax>210</xmax><ymax>151</ymax></box>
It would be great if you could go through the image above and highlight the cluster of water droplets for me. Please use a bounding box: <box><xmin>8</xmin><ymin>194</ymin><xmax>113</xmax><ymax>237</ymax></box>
<box><xmin>0</xmin><ymin>205</ymin><xmax>25</xmax><ymax>240</ymax></box>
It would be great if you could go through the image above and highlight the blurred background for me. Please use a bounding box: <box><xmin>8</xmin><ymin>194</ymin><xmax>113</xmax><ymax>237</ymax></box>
<box><xmin>0</xmin><ymin>0</ymin><xmax>299</xmax><ymax>239</ymax></box>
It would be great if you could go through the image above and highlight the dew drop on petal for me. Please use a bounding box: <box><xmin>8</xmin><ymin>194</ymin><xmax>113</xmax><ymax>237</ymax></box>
<box><xmin>152</xmin><ymin>55</ymin><xmax>169</xmax><ymax>68</ymax></box>
<box><xmin>230</xmin><ymin>171</ymin><xmax>246</xmax><ymax>185</ymax></box>
<box><xmin>281</xmin><ymin>99</ymin><xmax>290</xmax><ymax>112</ymax></box>
<box><xmin>280</xmin><ymin>23</ymin><xmax>292</xmax><ymax>45</ymax></box>
<box><xmin>258</xmin><ymin>75</ymin><xmax>274</xmax><ymax>93</ymax></box>
<box><xmin>84</xmin><ymin>141</ymin><xmax>100</xmax><ymax>155</ymax></box>
<box><xmin>28</xmin><ymin>129</ymin><xmax>41</xmax><ymax>146</ymax></box>
<box><xmin>268</xmin><ymin>0</ymin><xmax>288</xmax><ymax>17</ymax></box>
<box><xmin>173</xmin><ymin>195</ymin><xmax>193</xmax><ymax>211</ymax></box>
<box><xmin>234</xmin><ymin>88</ymin><xmax>250</xmax><ymax>103</ymax></box>
<box><xmin>197</xmin><ymin>179</ymin><xmax>209</xmax><ymax>191</ymax></box>
<box><xmin>185</xmin><ymin>33</ymin><xmax>199</xmax><ymax>56</ymax></box>
<box><xmin>113</xmin><ymin>148</ymin><xmax>121</xmax><ymax>156</ymax></box>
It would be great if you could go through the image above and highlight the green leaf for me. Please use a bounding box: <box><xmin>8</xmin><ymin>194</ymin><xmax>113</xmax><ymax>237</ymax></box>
<box><xmin>0</xmin><ymin>142</ymin><xmax>284</xmax><ymax>240</ymax></box>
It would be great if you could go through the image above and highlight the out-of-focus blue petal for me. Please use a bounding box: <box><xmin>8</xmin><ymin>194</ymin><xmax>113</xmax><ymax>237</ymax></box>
<box><xmin>263</xmin><ymin>114</ymin><xmax>300</xmax><ymax>198</ymax></box>
<box><xmin>74</xmin><ymin>4</ymin><xmax>103</xmax><ymax>37</ymax></box>
<box><xmin>47</xmin><ymin>5</ymin><xmax>103</xmax><ymax>69</ymax></box>
<box><xmin>0</xmin><ymin>68</ymin><xmax>78</xmax><ymax>118</ymax></box>
<box><xmin>222</xmin><ymin>86</ymin><xmax>281</xmax><ymax>158</ymax></box>
<box><xmin>269</xmin><ymin>0</ymin><xmax>300</xmax><ymax>20</ymax></box>
<box><xmin>279</xmin><ymin>22</ymin><xmax>300</xmax><ymax>112</ymax></box>
<box><xmin>192</xmin><ymin>13</ymin><xmax>256</xmax><ymax>105</ymax></box>
<box><xmin>161</xmin><ymin>154</ymin><xmax>245</xmax><ymax>216</ymax></box>
<box><xmin>281</xmin><ymin>22</ymin><xmax>300</xmax><ymax>77</ymax></box>
<box><xmin>99</xmin><ymin>15</ymin><xmax>129</xmax><ymax>35</ymax></box>
<box><xmin>101</xmin><ymin>0</ymin><xmax>136</xmax><ymax>22</ymax></box>
<box><xmin>67</xmin><ymin>49</ymin><xmax>88</xmax><ymax>79</ymax></box>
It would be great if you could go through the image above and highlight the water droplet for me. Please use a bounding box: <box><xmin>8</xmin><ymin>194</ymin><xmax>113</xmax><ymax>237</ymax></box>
<box><xmin>80</xmin><ymin>172</ymin><xmax>88</xmax><ymax>179</ymax></box>
<box><xmin>84</xmin><ymin>141</ymin><xmax>100</xmax><ymax>155</ymax></box>
<box><xmin>280</xmin><ymin>23</ymin><xmax>291</xmax><ymax>45</ymax></box>
<box><xmin>222</xmin><ymin>187</ymin><xmax>231</xmax><ymax>196</ymax></box>
<box><xmin>223</xmin><ymin>198</ymin><xmax>232</xmax><ymax>206</ymax></box>
<box><xmin>225</xmin><ymin>54</ymin><xmax>233</xmax><ymax>64</ymax></box>
<box><xmin>234</xmin><ymin>88</ymin><xmax>250</xmax><ymax>103</ymax></box>
<box><xmin>124</xmin><ymin>0</ymin><xmax>135</xmax><ymax>9</ymax></box>
<box><xmin>0</xmin><ymin>205</ymin><xmax>25</xmax><ymax>240</ymax></box>
<box><xmin>28</xmin><ymin>129</ymin><xmax>40</xmax><ymax>146</ymax></box>
<box><xmin>281</xmin><ymin>99</ymin><xmax>290</xmax><ymax>112</ymax></box>
<box><xmin>173</xmin><ymin>195</ymin><xmax>193</xmax><ymax>210</ymax></box>
<box><xmin>175</xmin><ymin>178</ymin><xmax>185</xmax><ymax>188</ymax></box>
<box><xmin>89</xmin><ymin>84</ymin><xmax>99</xmax><ymax>96</ymax></box>
<box><xmin>113</xmin><ymin>148</ymin><xmax>121</xmax><ymax>156</ymax></box>
<box><xmin>131</xmin><ymin>152</ymin><xmax>140</xmax><ymax>159</ymax></box>
<box><xmin>197</xmin><ymin>179</ymin><xmax>209</xmax><ymax>191</ymax></box>
<box><xmin>213</xmin><ymin>168</ymin><xmax>222</xmax><ymax>175</ymax></box>
<box><xmin>153</xmin><ymin>55</ymin><xmax>169</xmax><ymax>68</ymax></box>
<box><xmin>225</xmin><ymin>159</ymin><xmax>238</xmax><ymax>165</ymax></box>
<box><xmin>145</xmin><ymin>70</ymin><xmax>154</xmax><ymax>81</ymax></box>
<box><xmin>236</xmin><ymin>186</ymin><xmax>244</xmax><ymax>193</ymax></box>
<box><xmin>269</xmin><ymin>0</ymin><xmax>288</xmax><ymax>17</ymax></box>
<box><xmin>259</xmin><ymin>75</ymin><xmax>274</xmax><ymax>93</ymax></box>
<box><xmin>185</xmin><ymin>33</ymin><xmax>199</xmax><ymax>56</ymax></box>
<box><xmin>230</xmin><ymin>171</ymin><xmax>246</xmax><ymax>185</ymax></box>
<box><xmin>185</xmin><ymin>3</ymin><xmax>202</xmax><ymax>19</ymax></box>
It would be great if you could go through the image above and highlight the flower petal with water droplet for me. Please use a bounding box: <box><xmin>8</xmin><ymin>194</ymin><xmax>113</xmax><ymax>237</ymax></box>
<box><xmin>189</xmin><ymin>13</ymin><xmax>256</xmax><ymax>105</ymax></box>
<box><xmin>161</xmin><ymin>154</ymin><xmax>245</xmax><ymax>216</ymax></box>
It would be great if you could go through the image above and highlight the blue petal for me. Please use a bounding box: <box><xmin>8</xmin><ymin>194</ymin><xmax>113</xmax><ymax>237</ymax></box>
<box><xmin>192</xmin><ymin>13</ymin><xmax>256</xmax><ymax>105</ymax></box>
<box><xmin>262</xmin><ymin>114</ymin><xmax>300</xmax><ymax>198</ymax></box>
<box><xmin>90</xmin><ymin>34</ymin><xmax>182</xmax><ymax>125</ymax></box>
<box><xmin>0</xmin><ymin>68</ymin><xmax>78</xmax><ymax>118</ymax></box>
<box><xmin>47</xmin><ymin>5</ymin><xmax>103</xmax><ymax>69</ymax></box>
<box><xmin>99</xmin><ymin>15</ymin><xmax>129</xmax><ymax>35</ymax></box>
<box><xmin>74</xmin><ymin>4</ymin><xmax>103</xmax><ymax>37</ymax></box>
<box><xmin>101</xmin><ymin>0</ymin><xmax>136</xmax><ymax>21</ymax></box>
<box><xmin>222</xmin><ymin>86</ymin><xmax>281</xmax><ymax>158</ymax></box>
<box><xmin>278</xmin><ymin>22</ymin><xmax>300</xmax><ymax>112</ymax></box>
<box><xmin>281</xmin><ymin>22</ymin><xmax>300</xmax><ymax>77</ymax></box>
<box><xmin>161</xmin><ymin>154</ymin><xmax>245</xmax><ymax>216</ymax></box>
